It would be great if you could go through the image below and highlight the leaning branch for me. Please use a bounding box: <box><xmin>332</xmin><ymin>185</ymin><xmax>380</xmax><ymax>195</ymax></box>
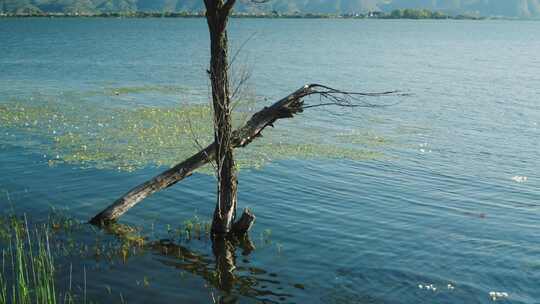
<box><xmin>89</xmin><ymin>84</ymin><xmax>399</xmax><ymax>225</ymax></box>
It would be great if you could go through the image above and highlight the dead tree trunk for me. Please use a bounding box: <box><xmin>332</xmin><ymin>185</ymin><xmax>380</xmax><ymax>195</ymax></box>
<box><xmin>89</xmin><ymin>84</ymin><xmax>396</xmax><ymax>226</ymax></box>
<box><xmin>89</xmin><ymin>85</ymin><xmax>314</xmax><ymax>226</ymax></box>
<box><xmin>205</xmin><ymin>0</ymin><xmax>238</xmax><ymax>235</ymax></box>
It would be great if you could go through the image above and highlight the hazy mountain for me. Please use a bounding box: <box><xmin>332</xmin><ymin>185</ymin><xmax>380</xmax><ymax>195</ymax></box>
<box><xmin>2</xmin><ymin>0</ymin><xmax>540</xmax><ymax>18</ymax></box>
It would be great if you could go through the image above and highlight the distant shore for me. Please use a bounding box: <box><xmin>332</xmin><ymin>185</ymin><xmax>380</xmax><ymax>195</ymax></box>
<box><xmin>0</xmin><ymin>10</ymin><xmax>507</xmax><ymax>21</ymax></box>
<box><xmin>1</xmin><ymin>9</ymin><xmax>537</xmax><ymax>20</ymax></box>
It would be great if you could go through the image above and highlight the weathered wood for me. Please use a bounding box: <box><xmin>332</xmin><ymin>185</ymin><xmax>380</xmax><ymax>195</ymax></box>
<box><xmin>90</xmin><ymin>144</ymin><xmax>215</xmax><ymax>225</ymax></box>
<box><xmin>89</xmin><ymin>84</ymin><xmax>315</xmax><ymax>225</ymax></box>
<box><xmin>205</xmin><ymin>0</ymin><xmax>238</xmax><ymax>235</ymax></box>
<box><xmin>231</xmin><ymin>208</ymin><xmax>255</xmax><ymax>234</ymax></box>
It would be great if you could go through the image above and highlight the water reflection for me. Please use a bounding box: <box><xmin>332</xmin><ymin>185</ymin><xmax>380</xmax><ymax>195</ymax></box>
<box><xmin>103</xmin><ymin>223</ymin><xmax>295</xmax><ymax>303</ymax></box>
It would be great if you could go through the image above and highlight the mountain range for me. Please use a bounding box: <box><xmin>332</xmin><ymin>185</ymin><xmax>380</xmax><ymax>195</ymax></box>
<box><xmin>3</xmin><ymin>0</ymin><xmax>540</xmax><ymax>18</ymax></box>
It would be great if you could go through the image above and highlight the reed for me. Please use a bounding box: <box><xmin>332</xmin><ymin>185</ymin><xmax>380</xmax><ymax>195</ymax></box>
<box><xmin>0</xmin><ymin>215</ymin><xmax>57</xmax><ymax>304</ymax></box>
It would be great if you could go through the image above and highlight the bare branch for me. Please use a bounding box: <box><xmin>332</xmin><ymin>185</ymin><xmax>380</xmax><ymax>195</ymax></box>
<box><xmin>222</xmin><ymin>0</ymin><xmax>237</xmax><ymax>14</ymax></box>
<box><xmin>229</xmin><ymin>31</ymin><xmax>258</xmax><ymax>69</ymax></box>
<box><xmin>230</xmin><ymin>67</ymin><xmax>252</xmax><ymax>101</ymax></box>
<box><xmin>299</xmin><ymin>84</ymin><xmax>404</xmax><ymax>109</ymax></box>
<box><xmin>90</xmin><ymin>83</ymin><xmax>405</xmax><ymax>225</ymax></box>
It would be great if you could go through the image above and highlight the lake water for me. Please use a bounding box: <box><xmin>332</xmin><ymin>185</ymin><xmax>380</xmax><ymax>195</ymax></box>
<box><xmin>1</xmin><ymin>18</ymin><xmax>539</xmax><ymax>303</ymax></box>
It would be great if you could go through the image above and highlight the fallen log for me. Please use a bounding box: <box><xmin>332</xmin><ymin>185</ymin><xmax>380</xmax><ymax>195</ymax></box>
<box><xmin>90</xmin><ymin>84</ymin><xmax>314</xmax><ymax>225</ymax></box>
<box><xmin>90</xmin><ymin>84</ymin><xmax>396</xmax><ymax>225</ymax></box>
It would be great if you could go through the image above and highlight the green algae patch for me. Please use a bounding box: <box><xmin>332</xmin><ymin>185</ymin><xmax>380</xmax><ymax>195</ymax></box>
<box><xmin>104</xmin><ymin>85</ymin><xmax>189</xmax><ymax>96</ymax></box>
<box><xmin>335</xmin><ymin>131</ymin><xmax>392</xmax><ymax>146</ymax></box>
<box><xmin>0</xmin><ymin>96</ymin><xmax>384</xmax><ymax>172</ymax></box>
<box><xmin>0</xmin><ymin>101</ymin><xmax>217</xmax><ymax>171</ymax></box>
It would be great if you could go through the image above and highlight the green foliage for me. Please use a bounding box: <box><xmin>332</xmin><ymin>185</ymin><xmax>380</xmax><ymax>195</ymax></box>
<box><xmin>387</xmin><ymin>8</ymin><xmax>448</xmax><ymax>19</ymax></box>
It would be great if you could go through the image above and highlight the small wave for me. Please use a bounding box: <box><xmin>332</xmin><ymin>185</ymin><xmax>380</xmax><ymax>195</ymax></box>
<box><xmin>511</xmin><ymin>176</ymin><xmax>528</xmax><ymax>183</ymax></box>
<box><xmin>489</xmin><ymin>291</ymin><xmax>509</xmax><ymax>301</ymax></box>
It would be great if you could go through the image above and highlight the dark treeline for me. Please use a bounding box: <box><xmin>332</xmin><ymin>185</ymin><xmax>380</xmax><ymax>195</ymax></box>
<box><xmin>1</xmin><ymin>0</ymin><xmax>539</xmax><ymax>18</ymax></box>
<box><xmin>382</xmin><ymin>8</ymin><xmax>483</xmax><ymax>20</ymax></box>
<box><xmin>0</xmin><ymin>9</ymin><xmax>485</xmax><ymax>19</ymax></box>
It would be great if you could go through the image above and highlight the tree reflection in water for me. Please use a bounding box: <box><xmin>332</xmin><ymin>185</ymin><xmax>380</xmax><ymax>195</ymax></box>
<box><xmin>104</xmin><ymin>223</ymin><xmax>295</xmax><ymax>303</ymax></box>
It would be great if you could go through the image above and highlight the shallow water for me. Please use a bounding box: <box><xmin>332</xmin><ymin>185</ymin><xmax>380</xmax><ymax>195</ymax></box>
<box><xmin>1</xmin><ymin>18</ymin><xmax>539</xmax><ymax>303</ymax></box>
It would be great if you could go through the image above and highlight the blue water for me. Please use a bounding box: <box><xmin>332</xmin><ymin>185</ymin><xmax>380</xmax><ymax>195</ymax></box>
<box><xmin>1</xmin><ymin>18</ymin><xmax>540</xmax><ymax>303</ymax></box>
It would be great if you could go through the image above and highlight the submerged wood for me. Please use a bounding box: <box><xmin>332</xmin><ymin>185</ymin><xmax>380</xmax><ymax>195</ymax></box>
<box><xmin>90</xmin><ymin>84</ymin><xmax>314</xmax><ymax>225</ymax></box>
<box><xmin>231</xmin><ymin>208</ymin><xmax>256</xmax><ymax>234</ymax></box>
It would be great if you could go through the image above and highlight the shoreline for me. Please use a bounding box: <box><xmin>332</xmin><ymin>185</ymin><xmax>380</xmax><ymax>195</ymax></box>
<box><xmin>0</xmin><ymin>12</ymin><xmax>530</xmax><ymax>21</ymax></box>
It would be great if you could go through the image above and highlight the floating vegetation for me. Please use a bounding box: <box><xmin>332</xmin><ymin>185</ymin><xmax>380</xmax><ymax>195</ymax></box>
<box><xmin>336</xmin><ymin>131</ymin><xmax>391</xmax><ymax>146</ymax></box>
<box><xmin>103</xmin><ymin>85</ymin><xmax>189</xmax><ymax>96</ymax></box>
<box><xmin>0</xmin><ymin>89</ymin><xmax>386</xmax><ymax>173</ymax></box>
<box><xmin>293</xmin><ymin>283</ymin><xmax>305</xmax><ymax>290</ymax></box>
<box><xmin>261</xmin><ymin>229</ymin><xmax>272</xmax><ymax>245</ymax></box>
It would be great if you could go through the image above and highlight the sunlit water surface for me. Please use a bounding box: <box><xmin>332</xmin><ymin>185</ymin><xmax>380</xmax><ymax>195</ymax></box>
<box><xmin>1</xmin><ymin>18</ymin><xmax>539</xmax><ymax>303</ymax></box>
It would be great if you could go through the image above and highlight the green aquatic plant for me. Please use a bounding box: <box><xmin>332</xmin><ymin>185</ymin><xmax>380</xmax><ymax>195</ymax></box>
<box><xmin>0</xmin><ymin>211</ymin><xmax>138</xmax><ymax>303</ymax></box>
<box><xmin>143</xmin><ymin>276</ymin><xmax>149</xmax><ymax>288</ymax></box>
<box><xmin>0</xmin><ymin>209</ymin><xmax>302</xmax><ymax>304</ymax></box>
<box><xmin>276</xmin><ymin>242</ymin><xmax>283</xmax><ymax>255</ymax></box>
<box><xmin>181</xmin><ymin>215</ymin><xmax>212</xmax><ymax>241</ymax></box>
<box><xmin>0</xmin><ymin>216</ymin><xmax>56</xmax><ymax>304</ymax></box>
<box><xmin>0</xmin><ymin>90</ymin><xmax>385</xmax><ymax>173</ymax></box>
<box><xmin>336</xmin><ymin>131</ymin><xmax>391</xmax><ymax>146</ymax></box>
<box><xmin>104</xmin><ymin>85</ymin><xmax>188</xmax><ymax>96</ymax></box>
<box><xmin>260</xmin><ymin>229</ymin><xmax>272</xmax><ymax>245</ymax></box>
<box><xmin>48</xmin><ymin>208</ymin><xmax>82</xmax><ymax>234</ymax></box>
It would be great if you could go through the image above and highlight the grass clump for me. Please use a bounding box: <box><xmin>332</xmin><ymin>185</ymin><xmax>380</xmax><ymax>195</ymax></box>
<box><xmin>0</xmin><ymin>213</ymin><xmax>97</xmax><ymax>304</ymax></box>
<box><xmin>0</xmin><ymin>215</ymin><xmax>57</xmax><ymax>304</ymax></box>
<box><xmin>180</xmin><ymin>215</ymin><xmax>211</xmax><ymax>241</ymax></box>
